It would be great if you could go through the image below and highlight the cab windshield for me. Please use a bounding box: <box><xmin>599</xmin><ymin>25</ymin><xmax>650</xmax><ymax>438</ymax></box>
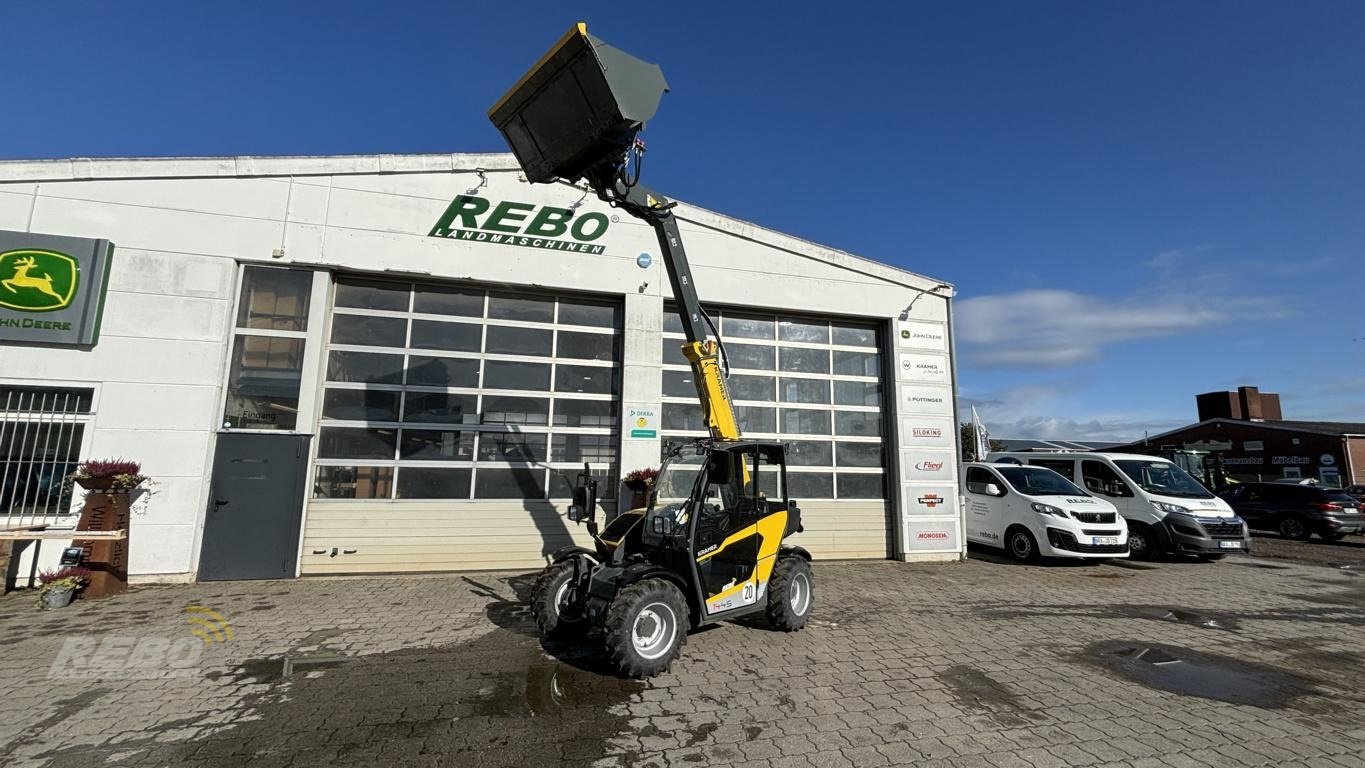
<box><xmin>996</xmin><ymin>466</ymin><xmax>1087</xmax><ymax>497</ymax></box>
<box><xmin>652</xmin><ymin>449</ymin><xmax>706</xmax><ymax>504</ymax></box>
<box><xmin>1113</xmin><ymin>460</ymin><xmax>1213</xmax><ymax>499</ymax></box>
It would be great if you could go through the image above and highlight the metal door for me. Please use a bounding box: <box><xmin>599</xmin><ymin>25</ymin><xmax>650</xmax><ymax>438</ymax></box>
<box><xmin>198</xmin><ymin>432</ymin><xmax>311</xmax><ymax>581</ymax></box>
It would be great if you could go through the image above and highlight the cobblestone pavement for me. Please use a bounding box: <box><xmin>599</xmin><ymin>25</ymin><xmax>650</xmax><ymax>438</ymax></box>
<box><xmin>2</xmin><ymin>554</ymin><xmax>1364</xmax><ymax>768</ymax></box>
<box><xmin>1245</xmin><ymin>531</ymin><xmax>1365</xmax><ymax>570</ymax></box>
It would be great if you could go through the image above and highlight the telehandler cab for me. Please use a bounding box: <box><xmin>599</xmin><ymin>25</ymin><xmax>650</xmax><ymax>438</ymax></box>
<box><xmin>488</xmin><ymin>23</ymin><xmax>813</xmax><ymax>677</ymax></box>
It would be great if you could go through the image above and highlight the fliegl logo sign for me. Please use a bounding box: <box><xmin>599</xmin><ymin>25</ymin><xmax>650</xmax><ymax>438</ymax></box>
<box><xmin>428</xmin><ymin>195</ymin><xmax>611</xmax><ymax>255</ymax></box>
<box><xmin>0</xmin><ymin>250</ymin><xmax>78</xmax><ymax>312</ymax></box>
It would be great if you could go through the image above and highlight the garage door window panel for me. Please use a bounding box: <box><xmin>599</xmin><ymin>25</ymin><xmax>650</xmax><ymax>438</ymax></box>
<box><xmin>314</xmin><ymin>466</ymin><xmax>394</xmax><ymax>499</ymax></box>
<box><xmin>555</xmin><ymin>364</ymin><xmax>617</xmax><ymax>395</ymax></box>
<box><xmin>330</xmin><ymin>315</ymin><xmax>407</xmax><ymax>347</ymax></box>
<box><xmin>488</xmin><ymin>293</ymin><xmax>554</xmax><ymax>322</ymax></box>
<box><xmin>482</xmin><ymin>360</ymin><xmax>550</xmax><ymax>391</ymax></box>
<box><xmin>319</xmin><ymin>427</ymin><xmax>397</xmax><ymax>460</ymax></box>
<box><xmin>397</xmin><ymin>468</ymin><xmax>472</xmax><ymax>499</ymax></box>
<box><xmin>834</xmin><ymin>380</ymin><xmax>881</xmax><ymax>407</ymax></box>
<box><xmin>729</xmin><ymin>343</ymin><xmax>776</xmax><ymax>371</ymax></box>
<box><xmin>485</xmin><ymin>325</ymin><xmax>553</xmax><ymax>356</ymax></box>
<box><xmin>780</xmin><ymin>379</ymin><xmax>830</xmax><ymax>404</ymax></box>
<box><xmin>407</xmin><ymin>356</ymin><xmax>481</xmax><ymax>388</ymax></box>
<box><xmin>835</xmin><ymin>411</ymin><xmax>881</xmax><ymax>437</ymax></box>
<box><xmin>837</xmin><ymin>473</ymin><xmax>885</xmax><ymax>499</ymax></box>
<box><xmin>413</xmin><ymin>286</ymin><xmax>483</xmax><ymax>317</ymax></box>
<box><xmin>322</xmin><ymin>389</ymin><xmax>400</xmax><ymax>422</ymax></box>
<box><xmin>336</xmin><ymin>279</ymin><xmax>409</xmax><ymax>312</ymax></box>
<box><xmin>779</xmin><ymin>318</ymin><xmax>829</xmax><ymax>344</ymax></box>
<box><xmin>557</xmin><ymin>331</ymin><xmax>618</xmax><ymax>361</ymax></box>
<box><xmin>400</xmin><ymin>430</ymin><xmax>475</xmax><ymax>461</ymax></box>
<box><xmin>475</xmin><ymin>467</ymin><xmax>547</xmax><ymax>498</ymax></box>
<box><xmin>409</xmin><ymin>319</ymin><xmax>481</xmax><ymax>352</ymax></box>
<box><xmin>328</xmin><ymin>351</ymin><xmax>404</xmax><ymax>385</ymax></box>
<box><xmin>788</xmin><ymin>472</ymin><xmax>834</xmax><ymax>500</ymax></box>
<box><xmin>554</xmin><ymin>399</ymin><xmax>617</xmax><ymax>428</ymax></box>
<box><xmin>403</xmin><ymin>392</ymin><xmax>478</xmax><ymax>424</ymax></box>
<box><xmin>780</xmin><ymin>348</ymin><xmax>830</xmax><ymax>374</ymax></box>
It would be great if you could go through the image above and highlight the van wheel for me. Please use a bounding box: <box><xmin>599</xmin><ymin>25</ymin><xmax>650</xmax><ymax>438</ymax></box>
<box><xmin>1278</xmin><ymin>517</ymin><xmax>1311</xmax><ymax>540</ymax></box>
<box><xmin>531</xmin><ymin>560</ymin><xmax>589</xmax><ymax>638</ymax></box>
<box><xmin>766</xmin><ymin>556</ymin><xmax>813</xmax><ymax>631</ymax></box>
<box><xmin>1127</xmin><ymin>522</ymin><xmax>1160</xmax><ymax>561</ymax></box>
<box><xmin>1005</xmin><ymin>527</ymin><xmax>1039</xmax><ymax>563</ymax></box>
<box><xmin>604</xmin><ymin>578</ymin><xmax>688</xmax><ymax>678</ymax></box>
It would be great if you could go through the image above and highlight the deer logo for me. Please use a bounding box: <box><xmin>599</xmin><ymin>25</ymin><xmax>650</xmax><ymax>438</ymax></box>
<box><xmin>0</xmin><ymin>250</ymin><xmax>79</xmax><ymax>312</ymax></box>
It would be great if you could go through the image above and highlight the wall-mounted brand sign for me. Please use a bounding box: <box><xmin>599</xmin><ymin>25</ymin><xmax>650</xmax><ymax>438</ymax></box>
<box><xmin>0</xmin><ymin>230</ymin><xmax>113</xmax><ymax>346</ymax></box>
<box><xmin>897</xmin><ymin>352</ymin><xmax>949</xmax><ymax>384</ymax></box>
<box><xmin>903</xmin><ymin>518</ymin><xmax>959</xmax><ymax>553</ymax></box>
<box><xmin>898</xmin><ymin>384</ymin><xmax>953</xmax><ymax>416</ymax></box>
<box><xmin>1243</xmin><ymin>441</ymin><xmax>1264</xmax><ymax>452</ymax></box>
<box><xmin>625</xmin><ymin>405</ymin><xmax>658</xmax><ymax>439</ymax></box>
<box><xmin>903</xmin><ymin>484</ymin><xmax>957</xmax><ymax>516</ymax></box>
<box><xmin>1222</xmin><ymin>457</ymin><xmax>1262</xmax><ymax>465</ymax></box>
<box><xmin>1271</xmin><ymin>456</ymin><xmax>1310</xmax><ymax>465</ymax></box>
<box><xmin>428</xmin><ymin>194</ymin><xmax>612</xmax><ymax>255</ymax></box>
<box><xmin>901</xmin><ymin>449</ymin><xmax>954</xmax><ymax>481</ymax></box>
<box><xmin>896</xmin><ymin>320</ymin><xmax>947</xmax><ymax>351</ymax></box>
<box><xmin>899</xmin><ymin>416</ymin><xmax>955</xmax><ymax>448</ymax></box>
<box><xmin>1320</xmin><ymin>453</ymin><xmax>1336</xmax><ymax>466</ymax></box>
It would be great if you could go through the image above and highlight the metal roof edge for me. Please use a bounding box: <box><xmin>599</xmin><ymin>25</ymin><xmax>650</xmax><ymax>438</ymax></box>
<box><xmin>0</xmin><ymin>151</ymin><xmax>950</xmax><ymax>293</ymax></box>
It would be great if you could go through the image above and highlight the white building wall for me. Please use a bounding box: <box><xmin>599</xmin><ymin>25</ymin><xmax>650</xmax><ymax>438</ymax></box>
<box><xmin>0</xmin><ymin>153</ymin><xmax>959</xmax><ymax>578</ymax></box>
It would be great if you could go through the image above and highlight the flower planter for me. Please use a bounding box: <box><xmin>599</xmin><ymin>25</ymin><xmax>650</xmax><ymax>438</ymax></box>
<box><xmin>75</xmin><ymin>476</ymin><xmax>119</xmax><ymax>491</ymax></box>
<box><xmin>624</xmin><ymin>479</ymin><xmax>649</xmax><ymax>493</ymax></box>
<box><xmin>39</xmin><ymin>585</ymin><xmax>75</xmax><ymax>610</ymax></box>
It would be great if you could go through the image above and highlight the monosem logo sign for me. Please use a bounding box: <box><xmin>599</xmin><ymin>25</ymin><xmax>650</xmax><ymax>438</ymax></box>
<box><xmin>0</xmin><ymin>250</ymin><xmax>77</xmax><ymax>312</ymax></box>
<box><xmin>428</xmin><ymin>194</ymin><xmax>612</xmax><ymax>255</ymax></box>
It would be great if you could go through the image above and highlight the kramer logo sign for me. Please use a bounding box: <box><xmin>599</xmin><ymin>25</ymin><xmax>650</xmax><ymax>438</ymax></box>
<box><xmin>428</xmin><ymin>194</ymin><xmax>611</xmax><ymax>255</ymax></box>
<box><xmin>0</xmin><ymin>250</ymin><xmax>77</xmax><ymax>312</ymax></box>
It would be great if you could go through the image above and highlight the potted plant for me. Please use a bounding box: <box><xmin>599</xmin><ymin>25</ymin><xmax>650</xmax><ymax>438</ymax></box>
<box><xmin>36</xmin><ymin>567</ymin><xmax>91</xmax><ymax>610</ymax></box>
<box><xmin>70</xmin><ymin>458</ymin><xmax>148</xmax><ymax>492</ymax></box>
<box><xmin>623</xmin><ymin>467</ymin><xmax>659</xmax><ymax>509</ymax></box>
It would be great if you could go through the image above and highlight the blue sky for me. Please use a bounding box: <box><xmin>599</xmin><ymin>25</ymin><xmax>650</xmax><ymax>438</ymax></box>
<box><xmin>3</xmin><ymin>2</ymin><xmax>1362</xmax><ymax>440</ymax></box>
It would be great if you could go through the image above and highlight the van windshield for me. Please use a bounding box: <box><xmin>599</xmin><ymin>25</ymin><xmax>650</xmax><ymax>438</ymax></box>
<box><xmin>1113</xmin><ymin>460</ymin><xmax>1213</xmax><ymax>499</ymax></box>
<box><xmin>996</xmin><ymin>466</ymin><xmax>1087</xmax><ymax>497</ymax></box>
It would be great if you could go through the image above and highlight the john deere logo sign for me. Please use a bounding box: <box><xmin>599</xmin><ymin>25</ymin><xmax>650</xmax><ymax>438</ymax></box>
<box><xmin>0</xmin><ymin>250</ymin><xmax>78</xmax><ymax>312</ymax></box>
<box><xmin>428</xmin><ymin>195</ymin><xmax>610</xmax><ymax>255</ymax></box>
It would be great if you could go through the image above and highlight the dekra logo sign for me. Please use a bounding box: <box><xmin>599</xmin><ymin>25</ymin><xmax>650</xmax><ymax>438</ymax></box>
<box><xmin>428</xmin><ymin>195</ymin><xmax>611</xmax><ymax>255</ymax></box>
<box><xmin>0</xmin><ymin>249</ymin><xmax>78</xmax><ymax>312</ymax></box>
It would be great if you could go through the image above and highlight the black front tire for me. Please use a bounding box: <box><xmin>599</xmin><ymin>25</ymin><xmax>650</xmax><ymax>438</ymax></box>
<box><xmin>766</xmin><ymin>557</ymin><xmax>813</xmax><ymax>631</ymax></box>
<box><xmin>531</xmin><ymin>560</ymin><xmax>589</xmax><ymax>638</ymax></box>
<box><xmin>1005</xmin><ymin>526</ymin><xmax>1040</xmax><ymax>563</ymax></box>
<box><xmin>1127</xmin><ymin>522</ymin><xmax>1161</xmax><ymax>561</ymax></box>
<box><xmin>604</xmin><ymin>579</ymin><xmax>688</xmax><ymax>678</ymax></box>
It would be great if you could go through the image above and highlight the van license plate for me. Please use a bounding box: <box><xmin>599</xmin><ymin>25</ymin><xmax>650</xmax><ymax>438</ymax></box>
<box><xmin>1091</xmin><ymin>537</ymin><xmax>1118</xmax><ymax>546</ymax></box>
<box><xmin>1218</xmin><ymin>541</ymin><xmax>1242</xmax><ymax>549</ymax></box>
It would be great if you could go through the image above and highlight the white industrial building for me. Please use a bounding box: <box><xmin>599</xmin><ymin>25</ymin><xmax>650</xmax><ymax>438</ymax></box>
<box><xmin>0</xmin><ymin>153</ymin><xmax>961</xmax><ymax>581</ymax></box>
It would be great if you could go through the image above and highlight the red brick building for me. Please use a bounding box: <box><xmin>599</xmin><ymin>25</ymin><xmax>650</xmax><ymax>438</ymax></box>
<box><xmin>1124</xmin><ymin>387</ymin><xmax>1365</xmax><ymax>487</ymax></box>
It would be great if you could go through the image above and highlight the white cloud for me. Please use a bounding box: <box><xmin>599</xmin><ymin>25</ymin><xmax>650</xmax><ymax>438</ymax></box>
<box><xmin>956</xmin><ymin>288</ymin><xmax>1282</xmax><ymax>367</ymax></box>
<box><xmin>959</xmin><ymin>382</ymin><xmax>1182</xmax><ymax>442</ymax></box>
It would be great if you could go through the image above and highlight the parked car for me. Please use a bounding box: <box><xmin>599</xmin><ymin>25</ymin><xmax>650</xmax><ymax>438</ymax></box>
<box><xmin>962</xmin><ymin>462</ymin><xmax>1128</xmax><ymax>563</ymax></box>
<box><xmin>1219</xmin><ymin>482</ymin><xmax>1364</xmax><ymax>541</ymax></box>
<box><xmin>987</xmin><ymin>452</ymin><xmax>1250</xmax><ymax>561</ymax></box>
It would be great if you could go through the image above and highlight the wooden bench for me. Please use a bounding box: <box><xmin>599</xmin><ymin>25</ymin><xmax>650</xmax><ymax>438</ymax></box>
<box><xmin>1</xmin><ymin>526</ymin><xmax>125</xmax><ymax>593</ymax></box>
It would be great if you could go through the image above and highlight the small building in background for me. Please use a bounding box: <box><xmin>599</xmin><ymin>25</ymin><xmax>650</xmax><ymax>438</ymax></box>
<box><xmin>1120</xmin><ymin>386</ymin><xmax>1364</xmax><ymax>487</ymax></box>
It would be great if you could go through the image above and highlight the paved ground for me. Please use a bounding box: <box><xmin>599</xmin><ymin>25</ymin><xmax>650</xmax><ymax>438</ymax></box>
<box><xmin>2</xmin><ymin>550</ymin><xmax>1364</xmax><ymax>768</ymax></box>
<box><xmin>1244</xmin><ymin>531</ymin><xmax>1365</xmax><ymax>570</ymax></box>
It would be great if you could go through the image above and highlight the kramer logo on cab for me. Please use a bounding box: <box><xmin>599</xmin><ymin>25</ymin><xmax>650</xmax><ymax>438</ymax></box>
<box><xmin>0</xmin><ymin>250</ymin><xmax>77</xmax><ymax>312</ymax></box>
<box><xmin>428</xmin><ymin>194</ymin><xmax>611</xmax><ymax>255</ymax></box>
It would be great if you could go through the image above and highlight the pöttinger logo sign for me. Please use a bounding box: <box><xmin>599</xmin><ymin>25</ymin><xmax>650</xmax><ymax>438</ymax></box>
<box><xmin>0</xmin><ymin>249</ymin><xmax>78</xmax><ymax>312</ymax></box>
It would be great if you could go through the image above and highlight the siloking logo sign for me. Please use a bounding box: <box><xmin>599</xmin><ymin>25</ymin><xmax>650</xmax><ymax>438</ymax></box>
<box><xmin>428</xmin><ymin>194</ymin><xmax>612</xmax><ymax>255</ymax></box>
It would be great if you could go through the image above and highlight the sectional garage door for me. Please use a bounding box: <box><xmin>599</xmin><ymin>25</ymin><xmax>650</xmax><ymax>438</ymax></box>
<box><xmin>301</xmin><ymin>277</ymin><xmax>622</xmax><ymax>573</ymax></box>
<box><xmin>659</xmin><ymin>305</ymin><xmax>891</xmax><ymax>560</ymax></box>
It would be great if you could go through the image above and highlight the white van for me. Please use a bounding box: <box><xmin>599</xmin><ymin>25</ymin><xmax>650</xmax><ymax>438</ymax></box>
<box><xmin>987</xmin><ymin>451</ymin><xmax>1251</xmax><ymax>561</ymax></box>
<box><xmin>962</xmin><ymin>462</ymin><xmax>1128</xmax><ymax>562</ymax></box>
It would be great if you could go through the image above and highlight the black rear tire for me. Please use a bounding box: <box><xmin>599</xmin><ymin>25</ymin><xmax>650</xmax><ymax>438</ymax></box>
<box><xmin>766</xmin><ymin>556</ymin><xmax>813</xmax><ymax>631</ymax></box>
<box><xmin>531</xmin><ymin>560</ymin><xmax>589</xmax><ymax>639</ymax></box>
<box><xmin>1278</xmin><ymin>517</ymin><xmax>1311</xmax><ymax>540</ymax></box>
<box><xmin>1005</xmin><ymin>526</ymin><xmax>1039</xmax><ymax>563</ymax></box>
<box><xmin>604</xmin><ymin>579</ymin><xmax>688</xmax><ymax>678</ymax></box>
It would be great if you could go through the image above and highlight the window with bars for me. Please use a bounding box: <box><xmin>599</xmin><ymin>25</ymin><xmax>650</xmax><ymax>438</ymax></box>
<box><xmin>661</xmin><ymin>305</ymin><xmax>886</xmax><ymax>501</ymax></box>
<box><xmin>0</xmin><ymin>385</ymin><xmax>93</xmax><ymax>525</ymax></box>
<box><xmin>313</xmin><ymin>278</ymin><xmax>622</xmax><ymax>501</ymax></box>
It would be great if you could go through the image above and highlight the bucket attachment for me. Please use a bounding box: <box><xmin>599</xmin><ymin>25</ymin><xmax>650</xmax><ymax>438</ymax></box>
<box><xmin>488</xmin><ymin>22</ymin><xmax>669</xmax><ymax>184</ymax></box>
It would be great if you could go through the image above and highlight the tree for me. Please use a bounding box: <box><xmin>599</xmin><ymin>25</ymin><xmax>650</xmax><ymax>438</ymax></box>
<box><xmin>960</xmin><ymin>422</ymin><xmax>1006</xmax><ymax>462</ymax></box>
